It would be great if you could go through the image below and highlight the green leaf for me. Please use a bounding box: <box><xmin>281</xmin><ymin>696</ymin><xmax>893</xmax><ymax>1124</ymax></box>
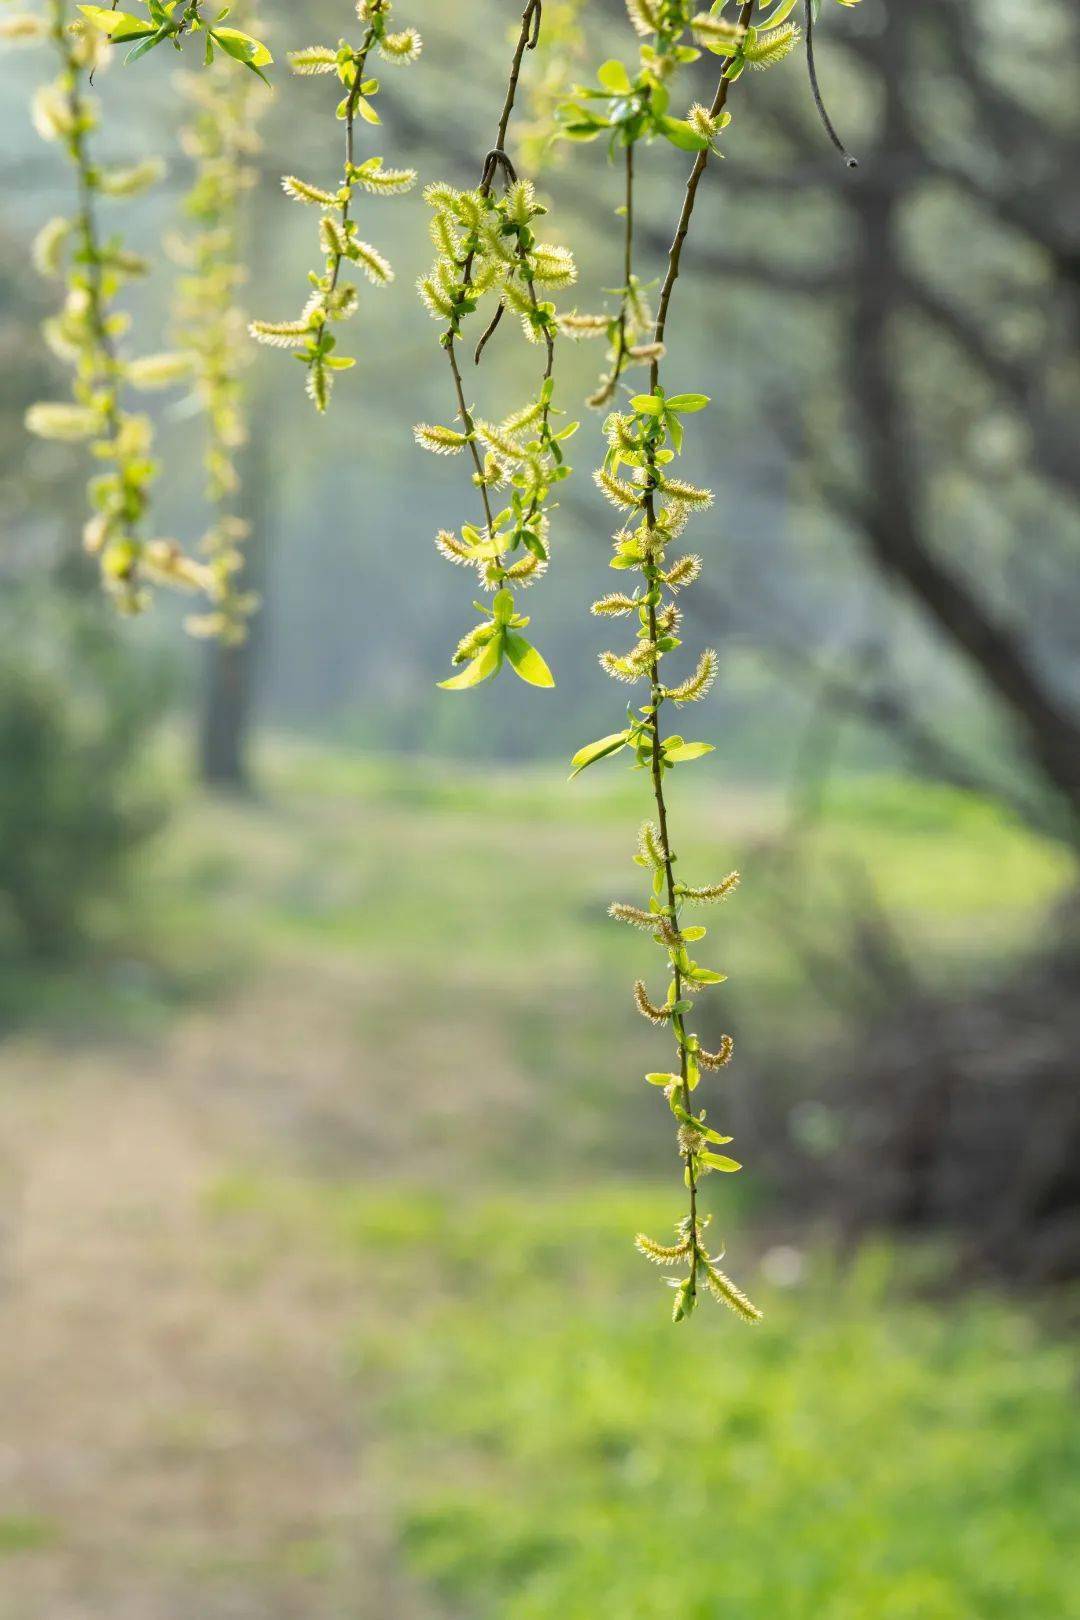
<box><xmin>560</xmin><ymin>123</ymin><xmax>606</xmax><ymax>142</ymax></box>
<box><xmin>77</xmin><ymin>6</ymin><xmax>155</xmax><ymax>40</ymax></box>
<box><xmin>569</xmin><ymin>731</ymin><xmax>629</xmax><ymax>779</ymax></box>
<box><xmin>211</xmin><ymin>26</ymin><xmax>272</xmax><ymax>66</ymax></box>
<box><xmin>597</xmin><ymin>58</ymin><xmax>632</xmax><ymax>94</ymax></box>
<box><xmin>504</xmin><ymin>631</ymin><xmax>555</xmax><ymax>689</ymax></box>
<box><xmin>645</xmin><ymin>1072</ymin><xmax>679</xmax><ymax>1087</ymax></box>
<box><xmin>665</xmin><ymin>393</ymin><xmax>710</xmax><ymax>413</ymax></box>
<box><xmin>701</xmin><ymin>1152</ymin><xmax>742</xmax><ymax>1172</ymax></box>
<box><xmin>758</xmin><ymin>0</ymin><xmax>801</xmax><ymax>26</ymax></box>
<box><xmin>665</xmin><ymin>741</ymin><xmax>715</xmax><ymax>763</ymax></box>
<box><xmin>630</xmin><ymin>394</ymin><xmax>664</xmax><ymax>415</ymax></box>
<box><xmin>124</xmin><ymin>29</ymin><xmax>168</xmax><ymax>62</ymax></box>
<box><xmin>659</xmin><ymin>116</ymin><xmax>709</xmax><ymax>152</ymax></box>
<box><xmin>438</xmin><ymin>635</ymin><xmax>503</xmax><ymax>691</ymax></box>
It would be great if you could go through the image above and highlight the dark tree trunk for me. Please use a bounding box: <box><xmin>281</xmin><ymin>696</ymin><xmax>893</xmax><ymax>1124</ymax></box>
<box><xmin>197</xmin><ymin>404</ymin><xmax>271</xmax><ymax>794</ymax></box>
<box><xmin>199</xmin><ymin>637</ymin><xmax>250</xmax><ymax>790</ymax></box>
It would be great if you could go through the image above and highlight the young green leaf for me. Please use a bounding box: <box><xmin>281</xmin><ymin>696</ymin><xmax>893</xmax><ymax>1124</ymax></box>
<box><xmin>504</xmin><ymin>631</ymin><xmax>555</xmax><ymax>688</ymax></box>
<box><xmin>701</xmin><ymin>1152</ymin><xmax>742</xmax><ymax>1172</ymax></box>
<box><xmin>569</xmin><ymin>731</ymin><xmax>630</xmax><ymax>779</ymax></box>
<box><xmin>665</xmin><ymin>741</ymin><xmax>715</xmax><ymax>763</ymax></box>
<box><xmin>665</xmin><ymin>393</ymin><xmax>710</xmax><ymax>412</ymax></box>
<box><xmin>438</xmin><ymin>634</ymin><xmax>503</xmax><ymax>691</ymax></box>
<box><xmin>77</xmin><ymin>6</ymin><xmax>155</xmax><ymax>41</ymax></box>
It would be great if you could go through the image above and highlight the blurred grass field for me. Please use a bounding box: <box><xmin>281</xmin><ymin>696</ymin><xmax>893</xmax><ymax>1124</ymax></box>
<box><xmin>1</xmin><ymin>741</ymin><xmax>1077</xmax><ymax>1618</ymax></box>
<box><xmin>209</xmin><ymin>1177</ymin><xmax>1080</xmax><ymax>1620</ymax></box>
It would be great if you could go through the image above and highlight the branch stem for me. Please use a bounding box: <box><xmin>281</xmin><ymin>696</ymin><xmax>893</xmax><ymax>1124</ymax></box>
<box><xmin>441</xmin><ymin>0</ymin><xmax>545</xmax><ymax>551</ymax></box>
<box><xmin>640</xmin><ymin>0</ymin><xmax>759</xmax><ymax>1277</ymax></box>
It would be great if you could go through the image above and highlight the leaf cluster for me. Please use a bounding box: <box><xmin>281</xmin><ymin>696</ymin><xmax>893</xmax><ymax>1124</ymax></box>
<box><xmin>78</xmin><ymin>1</ymin><xmax>272</xmax><ymax>78</ymax></box>
<box><xmin>419</xmin><ymin>2</ymin><xmax>577</xmax><ymax>695</ymax></box>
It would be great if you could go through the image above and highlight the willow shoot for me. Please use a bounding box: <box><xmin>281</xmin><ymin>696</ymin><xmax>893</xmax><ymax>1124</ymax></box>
<box><xmin>171</xmin><ymin>12</ymin><xmax>267</xmax><ymax>643</ymax></box>
<box><xmin>557</xmin><ymin>0</ymin><xmax>712</xmax><ymax>407</ymax></box>
<box><xmin>76</xmin><ymin>2</ymin><xmax>272</xmax><ymax>78</ymax></box>
<box><xmin>9</xmin><ymin>1</ymin><xmax>220</xmax><ymax>614</ymax></box>
<box><xmin>417</xmin><ymin>0</ymin><xmax>578</xmax><ymax>694</ymax></box>
<box><xmin>249</xmin><ymin>0</ymin><xmax>420</xmax><ymax>412</ymax></box>
<box><xmin>569</xmin><ymin>0</ymin><xmax>860</xmax><ymax>1322</ymax></box>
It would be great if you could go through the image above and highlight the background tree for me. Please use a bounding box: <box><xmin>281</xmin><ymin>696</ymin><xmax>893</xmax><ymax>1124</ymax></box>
<box><xmin>671</xmin><ymin>0</ymin><xmax>1080</xmax><ymax>840</ymax></box>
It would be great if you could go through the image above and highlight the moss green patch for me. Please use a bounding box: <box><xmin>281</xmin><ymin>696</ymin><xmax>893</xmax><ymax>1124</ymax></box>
<box><xmin>0</xmin><ymin>1514</ymin><xmax>62</xmax><ymax>1555</ymax></box>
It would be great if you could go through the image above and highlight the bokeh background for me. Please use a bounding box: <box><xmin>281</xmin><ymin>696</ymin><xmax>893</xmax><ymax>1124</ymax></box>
<box><xmin>1</xmin><ymin>1</ymin><xmax>1078</xmax><ymax>1616</ymax></box>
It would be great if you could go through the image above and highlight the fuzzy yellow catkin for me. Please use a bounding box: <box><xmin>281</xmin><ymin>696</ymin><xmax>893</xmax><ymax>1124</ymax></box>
<box><xmin>633</xmin><ymin>981</ymin><xmax>672</xmax><ymax>1025</ymax></box>
<box><xmin>281</xmin><ymin>175</ymin><xmax>341</xmax><ymax>207</ymax></box>
<box><xmin>679</xmin><ymin>873</ymin><xmax>740</xmax><ymax>905</ymax></box>
<box><xmin>663</xmin><ymin>553</ymin><xmax>702</xmax><ymax>590</ymax></box>
<box><xmin>638</xmin><ymin>820</ymin><xmax>665</xmax><ymax>868</ymax></box>
<box><xmin>703</xmin><ymin>1264</ymin><xmax>764</xmax><ymax>1322</ymax></box>
<box><xmin>663</xmin><ymin>648</ymin><xmax>719</xmax><ymax>704</ymax></box>
<box><xmin>744</xmin><ymin>21</ymin><xmax>799</xmax><ymax>68</ymax></box>
<box><xmin>592</xmin><ymin>592</ymin><xmax>637</xmax><ymax>616</ymax></box>
<box><xmin>635</xmin><ymin>1231</ymin><xmax>691</xmax><ymax>1264</ymax></box>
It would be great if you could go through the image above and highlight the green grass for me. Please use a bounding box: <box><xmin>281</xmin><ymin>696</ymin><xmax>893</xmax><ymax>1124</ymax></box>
<box><xmin>132</xmin><ymin>741</ymin><xmax>1070</xmax><ymax>1017</ymax></box>
<box><xmin>13</xmin><ymin>739</ymin><xmax>1074</xmax><ymax>1617</ymax></box>
<box><xmin>0</xmin><ymin>1515</ymin><xmax>61</xmax><ymax>1556</ymax></box>
<box><xmin>207</xmin><ymin>1174</ymin><xmax>1080</xmax><ymax>1620</ymax></box>
<box><xmin>121</xmin><ymin>745</ymin><xmax>1072</xmax><ymax>1163</ymax></box>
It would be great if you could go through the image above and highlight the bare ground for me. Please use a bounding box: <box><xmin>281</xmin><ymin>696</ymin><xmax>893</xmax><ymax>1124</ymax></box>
<box><xmin>0</xmin><ymin>959</ymin><xmax>446</xmax><ymax>1620</ymax></box>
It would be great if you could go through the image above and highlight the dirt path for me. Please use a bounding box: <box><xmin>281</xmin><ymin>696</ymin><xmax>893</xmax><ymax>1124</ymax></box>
<box><xmin>0</xmin><ymin>971</ymin><xmax>439</xmax><ymax>1620</ymax></box>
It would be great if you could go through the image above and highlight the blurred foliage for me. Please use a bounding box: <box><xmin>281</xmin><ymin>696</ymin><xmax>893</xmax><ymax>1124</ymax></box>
<box><xmin>0</xmin><ymin>588</ymin><xmax>167</xmax><ymax>960</ymax></box>
<box><xmin>119</xmin><ymin>741</ymin><xmax>1070</xmax><ymax>1173</ymax></box>
<box><xmin>2</xmin><ymin>0</ymin><xmax>1076</xmax><ymax>788</ymax></box>
<box><xmin>0</xmin><ymin>732</ymin><xmax>1070</xmax><ymax>1606</ymax></box>
<box><xmin>209</xmin><ymin>1171</ymin><xmax>1080</xmax><ymax>1620</ymax></box>
<box><xmin>0</xmin><ymin>158</ymin><xmax>170</xmax><ymax>967</ymax></box>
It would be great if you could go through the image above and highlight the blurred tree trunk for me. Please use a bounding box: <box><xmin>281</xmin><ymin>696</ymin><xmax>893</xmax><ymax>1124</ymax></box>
<box><xmin>199</xmin><ymin>640</ymin><xmax>248</xmax><ymax>790</ymax></box>
<box><xmin>198</xmin><ymin>178</ymin><xmax>276</xmax><ymax>795</ymax></box>
<box><xmin>198</xmin><ymin>409</ymin><xmax>270</xmax><ymax>793</ymax></box>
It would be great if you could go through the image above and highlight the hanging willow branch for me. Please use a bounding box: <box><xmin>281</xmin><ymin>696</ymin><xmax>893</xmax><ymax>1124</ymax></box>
<box><xmin>417</xmin><ymin>0</ymin><xmax>579</xmax><ymax>693</ymax></box>
<box><xmin>171</xmin><ymin>8</ymin><xmax>268</xmax><ymax>642</ymax></box>
<box><xmin>567</xmin><ymin>0</ymin><xmax>859</xmax><ymax>1323</ymax></box>
<box><xmin>557</xmin><ymin>2</ymin><xmax>713</xmax><ymax>405</ymax></box>
<box><xmin>6</xmin><ymin>1</ymin><xmax>221</xmax><ymax>614</ymax></box>
<box><xmin>249</xmin><ymin>0</ymin><xmax>419</xmax><ymax>411</ymax></box>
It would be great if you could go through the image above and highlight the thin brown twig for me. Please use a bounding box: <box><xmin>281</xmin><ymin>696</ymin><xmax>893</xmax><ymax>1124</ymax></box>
<box><xmin>328</xmin><ymin>26</ymin><xmax>376</xmax><ymax>296</ymax></box>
